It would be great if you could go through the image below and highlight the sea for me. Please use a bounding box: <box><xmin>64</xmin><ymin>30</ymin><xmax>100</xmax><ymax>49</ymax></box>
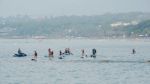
<box><xmin>0</xmin><ymin>39</ymin><xmax>150</xmax><ymax>84</ymax></box>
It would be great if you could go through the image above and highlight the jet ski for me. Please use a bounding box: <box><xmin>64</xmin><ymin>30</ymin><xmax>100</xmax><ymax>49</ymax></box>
<box><xmin>13</xmin><ymin>53</ymin><xmax>27</xmax><ymax>57</ymax></box>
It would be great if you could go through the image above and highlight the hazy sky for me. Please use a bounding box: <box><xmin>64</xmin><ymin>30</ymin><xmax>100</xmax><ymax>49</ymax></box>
<box><xmin>0</xmin><ymin>0</ymin><xmax>150</xmax><ymax>17</ymax></box>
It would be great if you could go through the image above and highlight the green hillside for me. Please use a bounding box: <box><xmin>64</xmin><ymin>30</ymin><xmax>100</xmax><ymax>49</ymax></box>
<box><xmin>0</xmin><ymin>12</ymin><xmax>150</xmax><ymax>39</ymax></box>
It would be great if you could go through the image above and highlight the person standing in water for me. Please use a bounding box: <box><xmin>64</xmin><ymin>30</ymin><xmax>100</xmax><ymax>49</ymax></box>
<box><xmin>51</xmin><ymin>51</ymin><xmax>54</xmax><ymax>58</ymax></box>
<box><xmin>59</xmin><ymin>50</ymin><xmax>62</xmax><ymax>56</ymax></box>
<box><xmin>59</xmin><ymin>50</ymin><xmax>63</xmax><ymax>59</ymax></box>
<box><xmin>48</xmin><ymin>48</ymin><xmax>51</xmax><ymax>59</ymax></box>
<box><xmin>132</xmin><ymin>49</ymin><xmax>136</xmax><ymax>54</ymax></box>
<box><xmin>18</xmin><ymin>48</ymin><xmax>22</xmax><ymax>54</ymax></box>
<box><xmin>48</xmin><ymin>48</ymin><xmax>54</xmax><ymax>60</ymax></box>
<box><xmin>32</xmin><ymin>51</ymin><xmax>37</xmax><ymax>61</ymax></box>
<box><xmin>81</xmin><ymin>49</ymin><xmax>85</xmax><ymax>58</ymax></box>
<box><xmin>92</xmin><ymin>48</ymin><xmax>97</xmax><ymax>58</ymax></box>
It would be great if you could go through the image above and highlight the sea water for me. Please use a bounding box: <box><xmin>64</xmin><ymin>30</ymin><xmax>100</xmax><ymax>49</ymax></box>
<box><xmin>0</xmin><ymin>39</ymin><xmax>150</xmax><ymax>84</ymax></box>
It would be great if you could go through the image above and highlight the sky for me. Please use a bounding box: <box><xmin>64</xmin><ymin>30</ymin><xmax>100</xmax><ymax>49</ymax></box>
<box><xmin>0</xmin><ymin>0</ymin><xmax>150</xmax><ymax>17</ymax></box>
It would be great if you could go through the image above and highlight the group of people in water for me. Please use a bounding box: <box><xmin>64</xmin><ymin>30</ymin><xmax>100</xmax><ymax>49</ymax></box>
<box><xmin>16</xmin><ymin>48</ymin><xmax>98</xmax><ymax>60</ymax></box>
<box><xmin>16</xmin><ymin>48</ymin><xmax>136</xmax><ymax>61</ymax></box>
<box><xmin>81</xmin><ymin>48</ymin><xmax>97</xmax><ymax>58</ymax></box>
